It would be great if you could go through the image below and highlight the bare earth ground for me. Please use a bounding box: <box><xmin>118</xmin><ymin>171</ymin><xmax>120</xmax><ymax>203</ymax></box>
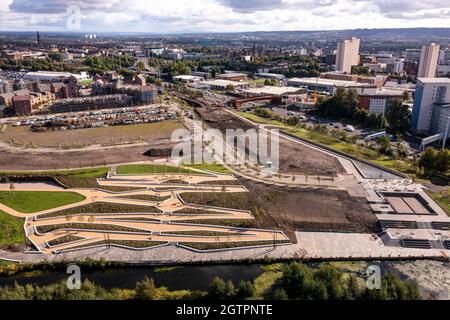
<box><xmin>0</xmin><ymin>121</ymin><xmax>184</xmax><ymax>170</ymax></box>
<box><xmin>196</xmin><ymin>107</ymin><xmax>344</xmax><ymax>176</ymax></box>
<box><xmin>278</xmin><ymin>139</ymin><xmax>344</xmax><ymax>176</ymax></box>
<box><xmin>0</xmin><ymin>120</ymin><xmax>183</xmax><ymax>148</ymax></box>
<box><xmin>0</xmin><ymin>145</ymin><xmax>171</xmax><ymax>170</ymax></box>
<box><xmin>181</xmin><ymin>178</ymin><xmax>379</xmax><ymax>241</ymax></box>
<box><xmin>241</xmin><ymin>179</ymin><xmax>378</xmax><ymax>234</ymax></box>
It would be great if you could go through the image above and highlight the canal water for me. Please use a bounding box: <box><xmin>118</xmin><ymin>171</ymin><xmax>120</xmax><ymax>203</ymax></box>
<box><xmin>0</xmin><ymin>264</ymin><xmax>264</xmax><ymax>291</ymax></box>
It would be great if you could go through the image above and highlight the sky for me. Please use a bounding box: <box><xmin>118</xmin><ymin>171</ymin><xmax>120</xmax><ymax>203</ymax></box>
<box><xmin>0</xmin><ymin>0</ymin><xmax>450</xmax><ymax>33</ymax></box>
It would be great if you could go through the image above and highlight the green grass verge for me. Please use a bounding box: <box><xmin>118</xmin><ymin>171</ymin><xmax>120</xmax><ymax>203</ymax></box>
<box><xmin>238</xmin><ymin>112</ymin><xmax>286</xmax><ymax>126</ymax></box>
<box><xmin>425</xmin><ymin>190</ymin><xmax>450</xmax><ymax>216</ymax></box>
<box><xmin>0</xmin><ymin>191</ymin><xmax>86</xmax><ymax>213</ymax></box>
<box><xmin>184</xmin><ymin>163</ymin><xmax>230</xmax><ymax>174</ymax></box>
<box><xmin>252</xmin><ymin>263</ymin><xmax>284</xmax><ymax>299</ymax></box>
<box><xmin>0</xmin><ymin>167</ymin><xmax>110</xmax><ymax>178</ymax></box>
<box><xmin>116</xmin><ymin>164</ymin><xmax>192</xmax><ymax>175</ymax></box>
<box><xmin>0</xmin><ymin>210</ymin><xmax>25</xmax><ymax>245</ymax></box>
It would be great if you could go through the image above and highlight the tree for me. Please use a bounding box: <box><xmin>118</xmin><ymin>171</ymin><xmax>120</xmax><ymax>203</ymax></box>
<box><xmin>286</xmin><ymin>116</ymin><xmax>299</xmax><ymax>126</ymax></box>
<box><xmin>208</xmin><ymin>277</ymin><xmax>226</xmax><ymax>299</ymax></box>
<box><xmin>378</xmin><ymin>135</ymin><xmax>393</xmax><ymax>156</ymax></box>
<box><xmin>385</xmin><ymin>100</ymin><xmax>410</xmax><ymax>133</ymax></box>
<box><xmin>134</xmin><ymin>276</ymin><xmax>157</xmax><ymax>300</ymax></box>
<box><xmin>224</xmin><ymin>280</ymin><xmax>236</xmax><ymax>299</ymax></box>
<box><xmin>434</xmin><ymin>149</ymin><xmax>450</xmax><ymax>173</ymax></box>
<box><xmin>418</xmin><ymin>147</ymin><xmax>438</xmax><ymax>173</ymax></box>
<box><xmin>236</xmin><ymin>281</ymin><xmax>255</xmax><ymax>298</ymax></box>
<box><xmin>280</xmin><ymin>262</ymin><xmax>316</xmax><ymax>299</ymax></box>
<box><xmin>272</xmin><ymin>288</ymin><xmax>288</xmax><ymax>300</ymax></box>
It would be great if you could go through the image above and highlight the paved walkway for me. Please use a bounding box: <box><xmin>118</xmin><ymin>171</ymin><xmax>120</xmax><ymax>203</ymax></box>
<box><xmin>1</xmin><ymin>231</ymin><xmax>448</xmax><ymax>264</ymax></box>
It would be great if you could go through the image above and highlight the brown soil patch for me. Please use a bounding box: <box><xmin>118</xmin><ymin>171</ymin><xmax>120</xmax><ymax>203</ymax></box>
<box><xmin>181</xmin><ymin>178</ymin><xmax>378</xmax><ymax>241</ymax></box>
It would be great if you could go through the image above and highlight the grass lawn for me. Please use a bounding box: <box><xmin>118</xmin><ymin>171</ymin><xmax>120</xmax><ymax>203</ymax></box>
<box><xmin>0</xmin><ymin>210</ymin><xmax>25</xmax><ymax>245</ymax></box>
<box><xmin>425</xmin><ymin>189</ymin><xmax>450</xmax><ymax>217</ymax></box>
<box><xmin>251</xmin><ymin>263</ymin><xmax>284</xmax><ymax>300</ymax></box>
<box><xmin>238</xmin><ymin>112</ymin><xmax>286</xmax><ymax>126</ymax></box>
<box><xmin>116</xmin><ymin>164</ymin><xmax>193</xmax><ymax>175</ymax></box>
<box><xmin>0</xmin><ymin>167</ymin><xmax>110</xmax><ymax>178</ymax></box>
<box><xmin>0</xmin><ymin>191</ymin><xmax>86</xmax><ymax>213</ymax></box>
<box><xmin>184</xmin><ymin>163</ymin><xmax>230</xmax><ymax>174</ymax></box>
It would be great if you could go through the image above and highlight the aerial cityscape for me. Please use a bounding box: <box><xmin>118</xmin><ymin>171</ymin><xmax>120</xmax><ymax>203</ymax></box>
<box><xmin>0</xmin><ymin>0</ymin><xmax>449</xmax><ymax>308</ymax></box>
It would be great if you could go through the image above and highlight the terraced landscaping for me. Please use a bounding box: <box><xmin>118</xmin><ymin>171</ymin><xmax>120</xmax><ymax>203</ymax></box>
<box><xmin>36</xmin><ymin>223</ymin><xmax>149</xmax><ymax>234</ymax></box>
<box><xmin>0</xmin><ymin>167</ymin><xmax>289</xmax><ymax>254</ymax></box>
<box><xmin>179</xmin><ymin>240</ymin><xmax>290</xmax><ymax>251</ymax></box>
<box><xmin>38</xmin><ymin>202</ymin><xmax>161</xmax><ymax>219</ymax></box>
<box><xmin>47</xmin><ymin>235</ymin><xmax>84</xmax><ymax>247</ymax></box>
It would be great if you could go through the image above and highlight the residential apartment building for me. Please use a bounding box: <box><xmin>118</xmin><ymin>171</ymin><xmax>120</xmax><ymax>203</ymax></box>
<box><xmin>358</xmin><ymin>89</ymin><xmax>404</xmax><ymax>115</ymax></box>
<box><xmin>411</xmin><ymin>78</ymin><xmax>450</xmax><ymax>137</ymax></box>
<box><xmin>335</xmin><ymin>37</ymin><xmax>360</xmax><ymax>74</ymax></box>
<box><xmin>417</xmin><ymin>43</ymin><xmax>440</xmax><ymax>78</ymax></box>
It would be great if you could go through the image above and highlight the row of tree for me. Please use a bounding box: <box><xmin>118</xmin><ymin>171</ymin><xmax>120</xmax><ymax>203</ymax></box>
<box><xmin>316</xmin><ymin>88</ymin><xmax>410</xmax><ymax>133</ymax></box>
<box><xmin>275</xmin><ymin>262</ymin><xmax>420</xmax><ymax>300</ymax></box>
<box><xmin>0</xmin><ymin>262</ymin><xmax>420</xmax><ymax>300</ymax></box>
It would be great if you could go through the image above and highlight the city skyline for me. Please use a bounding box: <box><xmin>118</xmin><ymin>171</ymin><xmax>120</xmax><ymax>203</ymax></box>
<box><xmin>0</xmin><ymin>0</ymin><xmax>450</xmax><ymax>33</ymax></box>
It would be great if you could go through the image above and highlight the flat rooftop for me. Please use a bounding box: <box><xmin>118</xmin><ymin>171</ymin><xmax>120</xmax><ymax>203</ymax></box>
<box><xmin>417</xmin><ymin>77</ymin><xmax>450</xmax><ymax>84</ymax></box>
<box><xmin>382</xmin><ymin>192</ymin><xmax>436</xmax><ymax>215</ymax></box>
<box><xmin>288</xmin><ymin>77</ymin><xmax>375</xmax><ymax>87</ymax></box>
<box><xmin>242</xmin><ymin>86</ymin><xmax>303</xmax><ymax>96</ymax></box>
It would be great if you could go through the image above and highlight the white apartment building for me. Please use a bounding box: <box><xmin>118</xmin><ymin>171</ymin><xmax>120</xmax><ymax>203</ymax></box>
<box><xmin>417</xmin><ymin>43</ymin><xmax>440</xmax><ymax>78</ymax></box>
<box><xmin>335</xmin><ymin>37</ymin><xmax>360</xmax><ymax>74</ymax></box>
<box><xmin>412</xmin><ymin>78</ymin><xmax>450</xmax><ymax>136</ymax></box>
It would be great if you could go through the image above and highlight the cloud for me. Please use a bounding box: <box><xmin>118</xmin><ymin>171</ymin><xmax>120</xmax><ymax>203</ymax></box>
<box><xmin>1</xmin><ymin>0</ymin><xmax>450</xmax><ymax>32</ymax></box>
<box><xmin>220</xmin><ymin>0</ymin><xmax>284</xmax><ymax>13</ymax></box>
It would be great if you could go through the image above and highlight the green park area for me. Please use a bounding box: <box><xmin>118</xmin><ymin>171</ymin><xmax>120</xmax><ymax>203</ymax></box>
<box><xmin>0</xmin><ymin>210</ymin><xmax>25</xmax><ymax>245</ymax></box>
<box><xmin>425</xmin><ymin>189</ymin><xmax>450</xmax><ymax>217</ymax></box>
<box><xmin>0</xmin><ymin>191</ymin><xmax>86</xmax><ymax>213</ymax></box>
<box><xmin>117</xmin><ymin>164</ymin><xmax>192</xmax><ymax>175</ymax></box>
<box><xmin>0</xmin><ymin>167</ymin><xmax>110</xmax><ymax>179</ymax></box>
<box><xmin>117</xmin><ymin>163</ymin><xmax>229</xmax><ymax>175</ymax></box>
